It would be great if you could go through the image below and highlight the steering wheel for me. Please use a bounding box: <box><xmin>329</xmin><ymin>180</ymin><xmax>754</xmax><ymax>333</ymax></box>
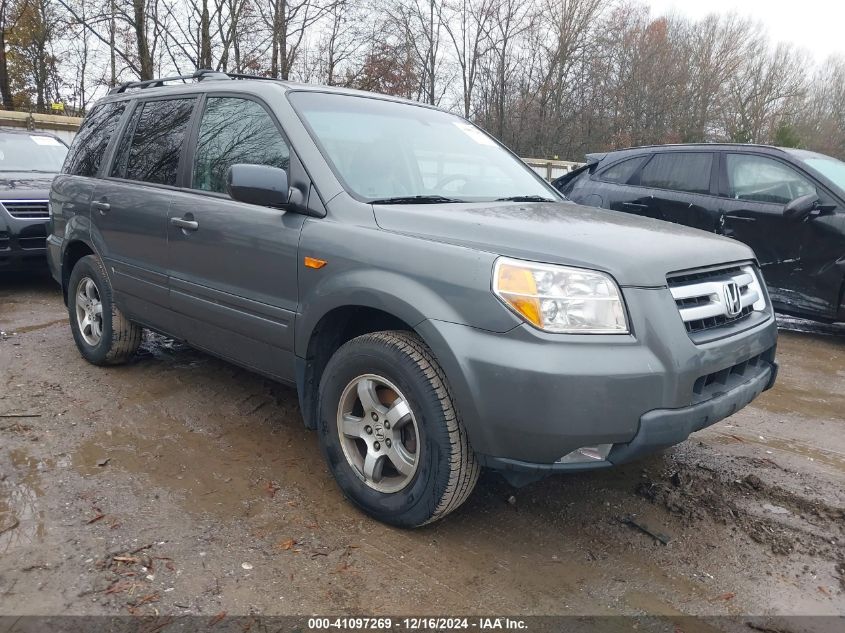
<box><xmin>433</xmin><ymin>174</ymin><xmax>470</xmax><ymax>191</ymax></box>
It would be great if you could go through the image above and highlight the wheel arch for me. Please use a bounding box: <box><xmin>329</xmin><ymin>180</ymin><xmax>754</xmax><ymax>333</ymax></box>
<box><xmin>61</xmin><ymin>239</ymin><xmax>97</xmax><ymax>305</ymax></box>
<box><xmin>296</xmin><ymin>303</ymin><xmax>436</xmax><ymax>430</ymax></box>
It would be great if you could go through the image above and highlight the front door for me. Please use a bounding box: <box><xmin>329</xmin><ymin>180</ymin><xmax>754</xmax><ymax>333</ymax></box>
<box><xmin>166</xmin><ymin>95</ymin><xmax>304</xmax><ymax>382</ymax></box>
<box><xmin>717</xmin><ymin>152</ymin><xmax>817</xmax><ymax>311</ymax></box>
<box><xmin>92</xmin><ymin>96</ymin><xmax>197</xmax><ymax>328</ymax></box>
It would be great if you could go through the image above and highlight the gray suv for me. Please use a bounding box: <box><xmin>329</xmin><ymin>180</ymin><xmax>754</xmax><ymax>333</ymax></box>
<box><xmin>48</xmin><ymin>71</ymin><xmax>778</xmax><ymax>527</ymax></box>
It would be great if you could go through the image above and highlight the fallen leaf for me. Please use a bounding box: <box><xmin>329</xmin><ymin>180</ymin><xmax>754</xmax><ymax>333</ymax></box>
<box><xmin>276</xmin><ymin>538</ymin><xmax>296</xmax><ymax>551</ymax></box>
<box><xmin>264</xmin><ymin>481</ymin><xmax>280</xmax><ymax>498</ymax></box>
<box><xmin>209</xmin><ymin>611</ymin><xmax>226</xmax><ymax>627</ymax></box>
<box><xmin>135</xmin><ymin>592</ymin><xmax>160</xmax><ymax>605</ymax></box>
<box><xmin>87</xmin><ymin>513</ymin><xmax>105</xmax><ymax>524</ymax></box>
<box><xmin>711</xmin><ymin>592</ymin><xmax>735</xmax><ymax>602</ymax></box>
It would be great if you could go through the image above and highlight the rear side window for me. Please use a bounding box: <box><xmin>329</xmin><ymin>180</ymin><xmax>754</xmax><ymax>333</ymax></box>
<box><xmin>598</xmin><ymin>156</ymin><xmax>645</xmax><ymax>183</ymax></box>
<box><xmin>638</xmin><ymin>153</ymin><xmax>713</xmax><ymax>195</ymax></box>
<box><xmin>725</xmin><ymin>154</ymin><xmax>816</xmax><ymax>204</ymax></box>
<box><xmin>64</xmin><ymin>102</ymin><xmax>126</xmax><ymax>177</ymax></box>
<box><xmin>110</xmin><ymin>98</ymin><xmax>195</xmax><ymax>186</ymax></box>
<box><xmin>192</xmin><ymin>97</ymin><xmax>290</xmax><ymax>194</ymax></box>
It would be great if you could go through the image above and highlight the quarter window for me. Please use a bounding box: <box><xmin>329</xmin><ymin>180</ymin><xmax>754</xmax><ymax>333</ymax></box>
<box><xmin>192</xmin><ymin>97</ymin><xmax>290</xmax><ymax>194</ymax></box>
<box><xmin>638</xmin><ymin>153</ymin><xmax>713</xmax><ymax>195</ymax></box>
<box><xmin>725</xmin><ymin>154</ymin><xmax>816</xmax><ymax>205</ymax></box>
<box><xmin>65</xmin><ymin>102</ymin><xmax>126</xmax><ymax>177</ymax></box>
<box><xmin>111</xmin><ymin>98</ymin><xmax>195</xmax><ymax>186</ymax></box>
<box><xmin>598</xmin><ymin>156</ymin><xmax>646</xmax><ymax>183</ymax></box>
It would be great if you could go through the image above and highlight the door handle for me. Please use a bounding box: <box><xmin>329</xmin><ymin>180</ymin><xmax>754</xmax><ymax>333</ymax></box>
<box><xmin>170</xmin><ymin>217</ymin><xmax>199</xmax><ymax>231</ymax></box>
<box><xmin>622</xmin><ymin>202</ymin><xmax>648</xmax><ymax>209</ymax></box>
<box><xmin>92</xmin><ymin>201</ymin><xmax>110</xmax><ymax>215</ymax></box>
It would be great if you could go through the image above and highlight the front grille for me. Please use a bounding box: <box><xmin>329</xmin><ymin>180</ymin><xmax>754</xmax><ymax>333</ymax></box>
<box><xmin>1</xmin><ymin>200</ymin><xmax>50</xmax><ymax>219</ymax></box>
<box><xmin>668</xmin><ymin>264</ymin><xmax>765</xmax><ymax>336</ymax></box>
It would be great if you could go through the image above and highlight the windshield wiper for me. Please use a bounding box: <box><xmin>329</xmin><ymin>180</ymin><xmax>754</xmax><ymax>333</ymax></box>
<box><xmin>370</xmin><ymin>195</ymin><xmax>465</xmax><ymax>204</ymax></box>
<box><xmin>496</xmin><ymin>195</ymin><xmax>556</xmax><ymax>202</ymax></box>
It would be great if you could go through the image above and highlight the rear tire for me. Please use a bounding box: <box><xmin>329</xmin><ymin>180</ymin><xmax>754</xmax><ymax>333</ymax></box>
<box><xmin>67</xmin><ymin>255</ymin><xmax>142</xmax><ymax>365</ymax></box>
<box><xmin>317</xmin><ymin>331</ymin><xmax>479</xmax><ymax>527</ymax></box>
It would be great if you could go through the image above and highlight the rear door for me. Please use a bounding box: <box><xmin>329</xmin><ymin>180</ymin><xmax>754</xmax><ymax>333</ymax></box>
<box><xmin>91</xmin><ymin>96</ymin><xmax>197</xmax><ymax>328</ymax></box>
<box><xmin>717</xmin><ymin>151</ymin><xmax>820</xmax><ymax>312</ymax></box>
<box><xmin>627</xmin><ymin>152</ymin><xmax>720</xmax><ymax>231</ymax></box>
<box><xmin>51</xmin><ymin>101</ymin><xmax>127</xmax><ymax>255</ymax></box>
<box><xmin>165</xmin><ymin>94</ymin><xmax>305</xmax><ymax>381</ymax></box>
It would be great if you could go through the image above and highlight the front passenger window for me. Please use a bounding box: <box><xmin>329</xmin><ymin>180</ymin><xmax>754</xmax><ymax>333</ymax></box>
<box><xmin>192</xmin><ymin>97</ymin><xmax>290</xmax><ymax>194</ymax></box>
<box><xmin>725</xmin><ymin>154</ymin><xmax>815</xmax><ymax>205</ymax></box>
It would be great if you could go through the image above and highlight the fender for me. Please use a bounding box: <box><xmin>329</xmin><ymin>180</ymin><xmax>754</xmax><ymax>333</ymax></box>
<box><xmin>295</xmin><ymin>268</ymin><xmax>474</xmax><ymax>358</ymax></box>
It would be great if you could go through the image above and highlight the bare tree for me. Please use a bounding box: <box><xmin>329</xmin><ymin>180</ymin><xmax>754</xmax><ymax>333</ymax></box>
<box><xmin>0</xmin><ymin>0</ymin><xmax>16</xmax><ymax>108</ymax></box>
<box><xmin>443</xmin><ymin>0</ymin><xmax>495</xmax><ymax>118</ymax></box>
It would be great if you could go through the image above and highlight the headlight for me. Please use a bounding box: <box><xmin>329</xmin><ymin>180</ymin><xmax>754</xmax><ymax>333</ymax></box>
<box><xmin>493</xmin><ymin>257</ymin><xmax>629</xmax><ymax>333</ymax></box>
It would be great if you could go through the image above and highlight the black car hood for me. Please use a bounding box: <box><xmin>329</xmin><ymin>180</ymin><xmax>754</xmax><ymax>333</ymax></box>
<box><xmin>373</xmin><ymin>200</ymin><xmax>756</xmax><ymax>287</ymax></box>
<box><xmin>0</xmin><ymin>171</ymin><xmax>57</xmax><ymax>198</ymax></box>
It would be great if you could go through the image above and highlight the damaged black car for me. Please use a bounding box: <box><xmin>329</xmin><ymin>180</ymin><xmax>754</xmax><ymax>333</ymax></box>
<box><xmin>554</xmin><ymin>144</ymin><xmax>845</xmax><ymax>322</ymax></box>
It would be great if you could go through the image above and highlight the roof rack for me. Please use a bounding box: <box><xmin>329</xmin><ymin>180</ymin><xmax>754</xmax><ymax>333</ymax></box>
<box><xmin>108</xmin><ymin>69</ymin><xmax>233</xmax><ymax>95</ymax></box>
<box><xmin>108</xmin><ymin>69</ymin><xmax>287</xmax><ymax>95</ymax></box>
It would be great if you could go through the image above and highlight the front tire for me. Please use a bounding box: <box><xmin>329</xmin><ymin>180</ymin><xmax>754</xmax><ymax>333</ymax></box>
<box><xmin>67</xmin><ymin>255</ymin><xmax>142</xmax><ymax>365</ymax></box>
<box><xmin>317</xmin><ymin>331</ymin><xmax>479</xmax><ymax>527</ymax></box>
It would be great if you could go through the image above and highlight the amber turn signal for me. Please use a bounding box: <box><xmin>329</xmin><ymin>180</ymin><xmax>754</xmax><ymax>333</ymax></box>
<box><xmin>304</xmin><ymin>257</ymin><xmax>327</xmax><ymax>269</ymax></box>
<box><xmin>494</xmin><ymin>261</ymin><xmax>542</xmax><ymax>327</ymax></box>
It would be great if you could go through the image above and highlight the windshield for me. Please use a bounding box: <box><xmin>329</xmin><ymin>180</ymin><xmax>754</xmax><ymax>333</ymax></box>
<box><xmin>0</xmin><ymin>133</ymin><xmax>67</xmax><ymax>172</ymax></box>
<box><xmin>289</xmin><ymin>92</ymin><xmax>558</xmax><ymax>202</ymax></box>
<box><xmin>790</xmin><ymin>149</ymin><xmax>845</xmax><ymax>192</ymax></box>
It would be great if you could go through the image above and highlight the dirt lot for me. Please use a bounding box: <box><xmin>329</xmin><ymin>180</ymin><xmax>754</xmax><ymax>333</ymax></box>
<box><xmin>1</xmin><ymin>272</ymin><xmax>843</xmax><ymax>627</ymax></box>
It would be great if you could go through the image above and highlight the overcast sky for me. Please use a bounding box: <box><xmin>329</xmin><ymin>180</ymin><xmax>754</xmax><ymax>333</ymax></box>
<box><xmin>647</xmin><ymin>0</ymin><xmax>844</xmax><ymax>64</ymax></box>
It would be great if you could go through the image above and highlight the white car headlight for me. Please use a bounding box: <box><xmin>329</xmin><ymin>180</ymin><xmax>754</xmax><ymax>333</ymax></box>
<box><xmin>493</xmin><ymin>257</ymin><xmax>629</xmax><ymax>334</ymax></box>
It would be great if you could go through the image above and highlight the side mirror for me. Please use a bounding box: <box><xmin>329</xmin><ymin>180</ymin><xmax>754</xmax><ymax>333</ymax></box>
<box><xmin>783</xmin><ymin>193</ymin><xmax>818</xmax><ymax>221</ymax></box>
<box><xmin>226</xmin><ymin>164</ymin><xmax>290</xmax><ymax>208</ymax></box>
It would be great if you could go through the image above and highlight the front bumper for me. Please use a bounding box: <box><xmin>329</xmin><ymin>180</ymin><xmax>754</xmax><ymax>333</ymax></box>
<box><xmin>483</xmin><ymin>357</ymin><xmax>776</xmax><ymax>477</ymax></box>
<box><xmin>416</xmin><ymin>285</ymin><xmax>778</xmax><ymax>473</ymax></box>
<box><xmin>0</xmin><ymin>207</ymin><xmax>49</xmax><ymax>271</ymax></box>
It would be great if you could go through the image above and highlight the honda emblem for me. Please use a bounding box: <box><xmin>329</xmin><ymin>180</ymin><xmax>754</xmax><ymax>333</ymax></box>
<box><xmin>723</xmin><ymin>281</ymin><xmax>742</xmax><ymax>317</ymax></box>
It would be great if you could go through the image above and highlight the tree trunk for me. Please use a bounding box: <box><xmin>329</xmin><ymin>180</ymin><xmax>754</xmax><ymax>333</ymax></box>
<box><xmin>0</xmin><ymin>31</ymin><xmax>13</xmax><ymax>109</ymax></box>
<box><xmin>133</xmin><ymin>0</ymin><xmax>153</xmax><ymax>80</ymax></box>
<box><xmin>109</xmin><ymin>0</ymin><xmax>116</xmax><ymax>85</ymax></box>
<box><xmin>0</xmin><ymin>2</ymin><xmax>13</xmax><ymax>109</ymax></box>
<box><xmin>199</xmin><ymin>0</ymin><xmax>212</xmax><ymax>69</ymax></box>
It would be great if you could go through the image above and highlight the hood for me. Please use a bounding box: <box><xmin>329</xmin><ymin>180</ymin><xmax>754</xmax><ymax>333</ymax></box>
<box><xmin>0</xmin><ymin>172</ymin><xmax>57</xmax><ymax>198</ymax></box>
<box><xmin>373</xmin><ymin>201</ymin><xmax>756</xmax><ymax>287</ymax></box>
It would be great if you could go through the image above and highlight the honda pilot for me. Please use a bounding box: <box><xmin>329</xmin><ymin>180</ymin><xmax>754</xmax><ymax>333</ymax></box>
<box><xmin>48</xmin><ymin>72</ymin><xmax>778</xmax><ymax>527</ymax></box>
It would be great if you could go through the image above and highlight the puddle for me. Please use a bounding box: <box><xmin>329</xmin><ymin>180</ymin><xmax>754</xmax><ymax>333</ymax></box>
<box><xmin>0</xmin><ymin>449</ymin><xmax>48</xmax><ymax>553</ymax></box>
<box><xmin>753</xmin><ymin>381</ymin><xmax>845</xmax><ymax>419</ymax></box>
<box><xmin>752</xmin><ymin>329</ymin><xmax>845</xmax><ymax>419</ymax></box>
<box><xmin>710</xmin><ymin>432</ymin><xmax>845</xmax><ymax>474</ymax></box>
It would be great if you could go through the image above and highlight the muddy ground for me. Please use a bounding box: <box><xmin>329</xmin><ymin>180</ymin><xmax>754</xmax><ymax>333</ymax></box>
<box><xmin>1</xmin><ymin>272</ymin><xmax>843</xmax><ymax>628</ymax></box>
